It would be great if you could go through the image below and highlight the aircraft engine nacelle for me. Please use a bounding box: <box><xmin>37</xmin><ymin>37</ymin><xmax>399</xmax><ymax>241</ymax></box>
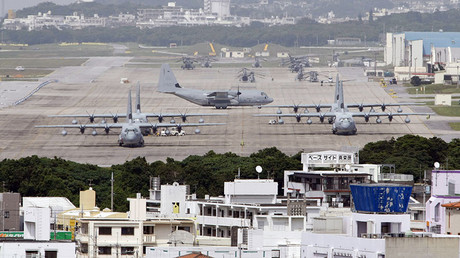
<box><xmin>364</xmin><ymin>114</ymin><xmax>370</xmax><ymax>122</ymax></box>
<box><xmin>181</xmin><ymin>115</ymin><xmax>187</xmax><ymax>122</ymax></box>
<box><xmin>381</xmin><ymin>104</ymin><xmax>386</xmax><ymax>111</ymax></box>
<box><xmin>158</xmin><ymin>116</ymin><xmax>163</xmax><ymax>123</ymax></box>
<box><xmin>306</xmin><ymin>118</ymin><xmax>312</xmax><ymax>124</ymax></box>
<box><xmin>177</xmin><ymin>125</ymin><xmax>182</xmax><ymax>133</ymax></box>
<box><xmin>388</xmin><ymin>114</ymin><xmax>393</xmax><ymax>122</ymax></box>
<box><xmin>79</xmin><ymin>126</ymin><xmax>86</xmax><ymax>134</ymax></box>
<box><xmin>104</xmin><ymin>125</ymin><xmax>110</xmax><ymax>134</ymax></box>
<box><xmin>405</xmin><ymin>117</ymin><xmax>411</xmax><ymax>123</ymax></box>
<box><xmin>296</xmin><ymin>114</ymin><xmax>301</xmax><ymax>122</ymax></box>
<box><xmin>315</xmin><ymin>106</ymin><xmax>321</xmax><ymax>112</ymax></box>
<box><xmin>376</xmin><ymin>117</ymin><xmax>382</xmax><ymax>124</ymax></box>
<box><xmin>152</xmin><ymin>125</ymin><xmax>158</xmax><ymax>134</ymax></box>
<box><xmin>61</xmin><ymin>130</ymin><xmax>67</xmax><ymax>136</ymax></box>
<box><xmin>195</xmin><ymin>128</ymin><xmax>201</xmax><ymax>134</ymax></box>
<box><xmin>92</xmin><ymin>130</ymin><xmax>97</xmax><ymax>136</ymax></box>
<box><xmin>113</xmin><ymin>115</ymin><xmax>119</xmax><ymax>123</ymax></box>
<box><xmin>358</xmin><ymin>105</ymin><xmax>364</xmax><ymax>112</ymax></box>
<box><xmin>319</xmin><ymin>115</ymin><xmax>325</xmax><ymax>123</ymax></box>
<box><xmin>293</xmin><ymin>106</ymin><xmax>299</xmax><ymax>113</ymax></box>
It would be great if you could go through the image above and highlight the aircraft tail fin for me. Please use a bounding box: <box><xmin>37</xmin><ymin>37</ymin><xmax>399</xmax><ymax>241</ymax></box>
<box><xmin>158</xmin><ymin>64</ymin><xmax>182</xmax><ymax>93</ymax></box>
<box><xmin>136</xmin><ymin>81</ymin><xmax>141</xmax><ymax>113</ymax></box>
<box><xmin>334</xmin><ymin>74</ymin><xmax>345</xmax><ymax>109</ymax></box>
<box><xmin>127</xmin><ymin>90</ymin><xmax>133</xmax><ymax>123</ymax></box>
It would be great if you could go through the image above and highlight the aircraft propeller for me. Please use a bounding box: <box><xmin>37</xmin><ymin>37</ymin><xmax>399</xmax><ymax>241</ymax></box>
<box><xmin>364</xmin><ymin>113</ymin><xmax>370</xmax><ymax>123</ymax></box>
<box><xmin>79</xmin><ymin>125</ymin><xmax>86</xmax><ymax>134</ymax></box>
<box><xmin>319</xmin><ymin>114</ymin><xmax>325</xmax><ymax>123</ymax></box>
<box><xmin>104</xmin><ymin>124</ymin><xmax>110</xmax><ymax>134</ymax></box>
<box><xmin>296</xmin><ymin>114</ymin><xmax>301</xmax><ymax>122</ymax></box>
<box><xmin>86</xmin><ymin>111</ymin><xmax>95</xmax><ymax>123</ymax></box>
<box><xmin>111</xmin><ymin>112</ymin><xmax>119</xmax><ymax>123</ymax></box>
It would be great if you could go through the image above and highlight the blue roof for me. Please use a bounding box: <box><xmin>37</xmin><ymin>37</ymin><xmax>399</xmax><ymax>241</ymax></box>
<box><xmin>402</xmin><ymin>32</ymin><xmax>460</xmax><ymax>55</ymax></box>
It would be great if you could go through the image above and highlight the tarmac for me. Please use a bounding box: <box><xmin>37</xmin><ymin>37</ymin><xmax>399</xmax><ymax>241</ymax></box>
<box><xmin>0</xmin><ymin>56</ymin><xmax>445</xmax><ymax>166</ymax></box>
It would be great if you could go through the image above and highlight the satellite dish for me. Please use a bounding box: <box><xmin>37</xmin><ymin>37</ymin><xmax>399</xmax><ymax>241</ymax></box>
<box><xmin>434</xmin><ymin>162</ymin><xmax>440</xmax><ymax>169</ymax></box>
<box><xmin>256</xmin><ymin>166</ymin><xmax>262</xmax><ymax>173</ymax></box>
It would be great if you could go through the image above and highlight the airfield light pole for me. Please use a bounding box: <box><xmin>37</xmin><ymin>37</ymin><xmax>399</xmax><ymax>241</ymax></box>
<box><xmin>457</xmin><ymin>66</ymin><xmax>459</xmax><ymax>89</ymax></box>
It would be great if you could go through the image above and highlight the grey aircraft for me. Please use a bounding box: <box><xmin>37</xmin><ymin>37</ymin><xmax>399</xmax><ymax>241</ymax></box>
<box><xmin>36</xmin><ymin>91</ymin><xmax>225</xmax><ymax>147</ymax></box>
<box><xmin>48</xmin><ymin>82</ymin><xmax>227</xmax><ymax>135</ymax></box>
<box><xmin>157</xmin><ymin>64</ymin><xmax>273</xmax><ymax>109</ymax></box>
<box><xmin>255</xmin><ymin>75</ymin><xmax>433</xmax><ymax>135</ymax></box>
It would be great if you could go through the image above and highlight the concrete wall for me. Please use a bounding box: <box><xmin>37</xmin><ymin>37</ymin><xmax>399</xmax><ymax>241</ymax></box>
<box><xmin>445</xmin><ymin>208</ymin><xmax>460</xmax><ymax>235</ymax></box>
<box><xmin>0</xmin><ymin>241</ymin><xmax>75</xmax><ymax>258</ymax></box>
<box><xmin>301</xmin><ymin>232</ymin><xmax>385</xmax><ymax>258</ymax></box>
<box><xmin>385</xmin><ymin>237</ymin><xmax>460</xmax><ymax>258</ymax></box>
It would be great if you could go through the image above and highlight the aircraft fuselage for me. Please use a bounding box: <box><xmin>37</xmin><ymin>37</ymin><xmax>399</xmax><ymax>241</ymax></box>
<box><xmin>118</xmin><ymin>125</ymin><xmax>145</xmax><ymax>147</ymax></box>
<box><xmin>174</xmin><ymin>88</ymin><xmax>273</xmax><ymax>108</ymax></box>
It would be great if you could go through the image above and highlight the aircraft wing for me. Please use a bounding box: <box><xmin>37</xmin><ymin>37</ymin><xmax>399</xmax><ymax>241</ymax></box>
<box><xmin>350</xmin><ymin>112</ymin><xmax>434</xmax><ymax>118</ymax></box>
<box><xmin>48</xmin><ymin>114</ymin><xmax>120</xmax><ymax>123</ymax></box>
<box><xmin>36</xmin><ymin>123</ymin><xmax>123</xmax><ymax>129</ymax></box>
<box><xmin>347</xmin><ymin>102</ymin><xmax>423</xmax><ymax>111</ymax></box>
<box><xmin>143</xmin><ymin>113</ymin><xmax>228</xmax><ymax>118</ymax></box>
<box><xmin>254</xmin><ymin>112</ymin><xmax>336</xmax><ymax>118</ymax></box>
<box><xmin>255</xmin><ymin>104</ymin><xmax>333</xmax><ymax>112</ymax></box>
<box><xmin>145</xmin><ymin>122</ymin><xmax>226</xmax><ymax>128</ymax></box>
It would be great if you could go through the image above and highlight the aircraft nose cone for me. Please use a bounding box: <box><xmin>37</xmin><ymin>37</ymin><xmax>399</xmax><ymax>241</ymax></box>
<box><xmin>267</xmin><ymin>97</ymin><xmax>274</xmax><ymax>104</ymax></box>
<box><xmin>124</xmin><ymin>132</ymin><xmax>138</xmax><ymax>144</ymax></box>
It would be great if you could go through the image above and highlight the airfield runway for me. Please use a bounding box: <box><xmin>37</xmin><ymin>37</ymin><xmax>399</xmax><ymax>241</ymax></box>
<box><xmin>0</xmin><ymin>56</ymin><xmax>439</xmax><ymax>165</ymax></box>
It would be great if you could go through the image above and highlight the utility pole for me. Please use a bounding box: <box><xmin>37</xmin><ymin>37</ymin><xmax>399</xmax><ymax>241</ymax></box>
<box><xmin>111</xmin><ymin>172</ymin><xmax>114</xmax><ymax>211</ymax></box>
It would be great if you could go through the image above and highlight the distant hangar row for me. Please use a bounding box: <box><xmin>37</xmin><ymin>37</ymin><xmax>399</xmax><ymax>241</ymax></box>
<box><xmin>35</xmin><ymin>64</ymin><xmax>433</xmax><ymax>147</ymax></box>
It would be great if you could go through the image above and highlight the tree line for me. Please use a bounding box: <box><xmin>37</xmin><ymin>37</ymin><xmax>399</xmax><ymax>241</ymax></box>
<box><xmin>0</xmin><ymin>135</ymin><xmax>458</xmax><ymax>212</ymax></box>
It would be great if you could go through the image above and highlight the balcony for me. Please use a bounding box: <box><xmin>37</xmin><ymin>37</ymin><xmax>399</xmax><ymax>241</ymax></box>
<box><xmin>143</xmin><ymin>234</ymin><xmax>156</xmax><ymax>244</ymax></box>
<box><xmin>197</xmin><ymin>216</ymin><xmax>250</xmax><ymax>227</ymax></box>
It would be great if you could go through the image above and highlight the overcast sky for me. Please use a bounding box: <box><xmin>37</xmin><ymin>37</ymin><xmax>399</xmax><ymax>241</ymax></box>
<box><xmin>2</xmin><ymin>0</ymin><xmax>76</xmax><ymax>16</ymax></box>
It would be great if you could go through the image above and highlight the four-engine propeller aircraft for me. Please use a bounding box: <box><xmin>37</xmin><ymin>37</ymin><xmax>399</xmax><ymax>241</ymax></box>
<box><xmin>157</xmin><ymin>64</ymin><xmax>274</xmax><ymax>109</ymax></box>
<box><xmin>36</xmin><ymin>91</ymin><xmax>225</xmax><ymax>147</ymax></box>
<box><xmin>48</xmin><ymin>82</ymin><xmax>226</xmax><ymax>135</ymax></box>
<box><xmin>255</xmin><ymin>75</ymin><xmax>433</xmax><ymax>135</ymax></box>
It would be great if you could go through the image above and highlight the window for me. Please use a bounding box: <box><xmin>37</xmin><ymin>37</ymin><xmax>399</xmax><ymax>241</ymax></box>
<box><xmin>435</xmin><ymin>203</ymin><xmax>441</xmax><ymax>222</ymax></box>
<box><xmin>98</xmin><ymin>227</ymin><xmax>112</xmax><ymax>235</ymax></box>
<box><xmin>45</xmin><ymin>251</ymin><xmax>57</xmax><ymax>258</ymax></box>
<box><xmin>80</xmin><ymin>243</ymin><xmax>88</xmax><ymax>254</ymax></box>
<box><xmin>121</xmin><ymin>247</ymin><xmax>134</xmax><ymax>255</ymax></box>
<box><xmin>178</xmin><ymin>226</ymin><xmax>190</xmax><ymax>232</ymax></box>
<box><xmin>81</xmin><ymin>223</ymin><xmax>88</xmax><ymax>234</ymax></box>
<box><xmin>3</xmin><ymin>211</ymin><xmax>9</xmax><ymax>218</ymax></box>
<box><xmin>143</xmin><ymin>226</ymin><xmax>154</xmax><ymax>235</ymax></box>
<box><xmin>26</xmin><ymin>251</ymin><xmax>39</xmax><ymax>258</ymax></box>
<box><xmin>98</xmin><ymin>246</ymin><xmax>111</xmax><ymax>255</ymax></box>
<box><xmin>121</xmin><ymin>227</ymin><xmax>135</xmax><ymax>235</ymax></box>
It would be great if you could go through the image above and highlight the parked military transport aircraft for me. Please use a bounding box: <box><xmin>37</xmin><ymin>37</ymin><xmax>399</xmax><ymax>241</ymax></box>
<box><xmin>48</xmin><ymin>82</ymin><xmax>227</xmax><ymax>135</ymax></box>
<box><xmin>255</xmin><ymin>75</ymin><xmax>433</xmax><ymax>135</ymax></box>
<box><xmin>36</xmin><ymin>91</ymin><xmax>225</xmax><ymax>147</ymax></box>
<box><xmin>157</xmin><ymin>64</ymin><xmax>273</xmax><ymax>109</ymax></box>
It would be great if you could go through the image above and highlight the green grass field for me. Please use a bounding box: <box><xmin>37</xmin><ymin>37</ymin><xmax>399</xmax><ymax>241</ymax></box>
<box><xmin>449</xmin><ymin>122</ymin><xmax>460</xmax><ymax>131</ymax></box>
<box><xmin>430</xmin><ymin>102</ymin><xmax>460</xmax><ymax>116</ymax></box>
<box><xmin>406</xmin><ymin>83</ymin><xmax>460</xmax><ymax>94</ymax></box>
